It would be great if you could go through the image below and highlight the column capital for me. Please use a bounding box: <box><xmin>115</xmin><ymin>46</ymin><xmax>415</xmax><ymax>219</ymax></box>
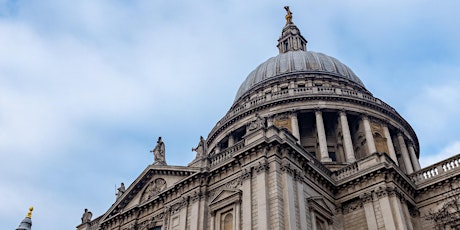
<box><xmin>288</xmin><ymin>110</ymin><xmax>298</xmax><ymax>117</ymax></box>
<box><xmin>338</xmin><ymin>109</ymin><xmax>347</xmax><ymax>116</ymax></box>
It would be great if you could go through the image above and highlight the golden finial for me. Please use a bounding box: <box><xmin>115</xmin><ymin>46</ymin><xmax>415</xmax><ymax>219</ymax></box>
<box><xmin>284</xmin><ymin>6</ymin><xmax>293</xmax><ymax>25</ymax></box>
<box><xmin>26</xmin><ymin>206</ymin><xmax>33</xmax><ymax>218</ymax></box>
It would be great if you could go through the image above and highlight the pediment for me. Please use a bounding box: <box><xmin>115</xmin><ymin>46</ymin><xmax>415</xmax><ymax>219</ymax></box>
<box><xmin>99</xmin><ymin>164</ymin><xmax>199</xmax><ymax>223</ymax></box>
<box><xmin>209</xmin><ymin>188</ymin><xmax>242</xmax><ymax>212</ymax></box>
<box><xmin>307</xmin><ymin>196</ymin><xmax>334</xmax><ymax>219</ymax></box>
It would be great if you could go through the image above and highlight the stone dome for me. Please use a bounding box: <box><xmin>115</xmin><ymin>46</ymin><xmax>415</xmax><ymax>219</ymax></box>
<box><xmin>235</xmin><ymin>50</ymin><xmax>365</xmax><ymax>101</ymax></box>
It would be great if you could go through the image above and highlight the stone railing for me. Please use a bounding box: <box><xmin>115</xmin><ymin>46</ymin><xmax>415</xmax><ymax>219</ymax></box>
<box><xmin>410</xmin><ymin>154</ymin><xmax>460</xmax><ymax>185</ymax></box>
<box><xmin>210</xmin><ymin>140</ymin><xmax>245</xmax><ymax>167</ymax></box>
<box><xmin>332</xmin><ymin>152</ymin><xmax>397</xmax><ymax>181</ymax></box>
<box><xmin>332</xmin><ymin>162</ymin><xmax>359</xmax><ymax>180</ymax></box>
<box><xmin>308</xmin><ymin>155</ymin><xmax>333</xmax><ymax>177</ymax></box>
<box><xmin>216</xmin><ymin>86</ymin><xmax>395</xmax><ymax>130</ymax></box>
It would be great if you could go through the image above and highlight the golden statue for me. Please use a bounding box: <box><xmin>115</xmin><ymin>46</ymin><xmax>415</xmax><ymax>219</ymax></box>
<box><xmin>26</xmin><ymin>206</ymin><xmax>33</xmax><ymax>218</ymax></box>
<box><xmin>284</xmin><ymin>6</ymin><xmax>293</xmax><ymax>24</ymax></box>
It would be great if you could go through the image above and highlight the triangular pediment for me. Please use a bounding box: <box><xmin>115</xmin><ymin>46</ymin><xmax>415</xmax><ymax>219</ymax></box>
<box><xmin>307</xmin><ymin>196</ymin><xmax>334</xmax><ymax>219</ymax></box>
<box><xmin>209</xmin><ymin>188</ymin><xmax>242</xmax><ymax>212</ymax></box>
<box><xmin>98</xmin><ymin>164</ymin><xmax>199</xmax><ymax>224</ymax></box>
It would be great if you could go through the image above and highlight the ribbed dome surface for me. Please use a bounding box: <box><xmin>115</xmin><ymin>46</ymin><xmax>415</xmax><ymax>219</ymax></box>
<box><xmin>235</xmin><ymin>50</ymin><xmax>364</xmax><ymax>101</ymax></box>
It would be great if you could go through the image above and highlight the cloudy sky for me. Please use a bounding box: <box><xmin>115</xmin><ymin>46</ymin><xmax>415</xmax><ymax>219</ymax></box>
<box><xmin>1</xmin><ymin>0</ymin><xmax>459</xmax><ymax>229</ymax></box>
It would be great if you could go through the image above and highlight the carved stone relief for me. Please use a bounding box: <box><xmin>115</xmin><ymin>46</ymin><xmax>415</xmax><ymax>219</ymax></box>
<box><xmin>141</xmin><ymin>178</ymin><xmax>167</xmax><ymax>203</ymax></box>
<box><xmin>274</xmin><ymin>113</ymin><xmax>292</xmax><ymax>132</ymax></box>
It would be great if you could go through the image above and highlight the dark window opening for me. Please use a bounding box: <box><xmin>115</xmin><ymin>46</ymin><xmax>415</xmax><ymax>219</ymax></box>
<box><xmin>233</xmin><ymin>127</ymin><xmax>247</xmax><ymax>142</ymax></box>
<box><xmin>328</xmin><ymin>152</ymin><xmax>337</xmax><ymax>161</ymax></box>
<box><xmin>220</xmin><ymin>138</ymin><xmax>229</xmax><ymax>150</ymax></box>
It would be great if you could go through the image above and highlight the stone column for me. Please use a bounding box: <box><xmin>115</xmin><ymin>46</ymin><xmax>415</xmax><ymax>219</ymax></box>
<box><xmin>290</xmin><ymin>112</ymin><xmax>301</xmax><ymax>144</ymax></box>
<box><xmin>339</xmin><ymin>111</ymin><xmax>355</xmax><ymax>162</ymax></box>
<box><xmin>315</xmin><ymin>110</ymin><xmax>331</xmax><ymax>162</ymax></box>
<box><xmin>362</xmin><ymin>115</ymin><xmax>377</xmax><ymax>154</ymax></box>
<box><xmin>398</xmin><ymin>133</ymin><xmax>414</xmax><ymax>174</ymax></box>
<box><xmin>408</xmin><ymin>144</ymin><xmax>421</xmax><ymax>171</ymax></box>
<box><xmin>383</xmin><ymin>124</ymin><xmax>398</xmax><ymax>165</ymax></box>
<box><xmin>228</xmin><ymin>133</ymin><xmax>235</xmax><ymax>146</ymax></box>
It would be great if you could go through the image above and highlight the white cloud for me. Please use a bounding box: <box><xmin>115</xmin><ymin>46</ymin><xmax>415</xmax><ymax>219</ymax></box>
<box><xmin>1</xmin><ymin>1</ymin><xmax>460</xmax><ymax>229</ymax></box>
<box><xmin>420</xmin><ymin>141</ymin><xmax>460</xmax><ymax>168</ymax></box>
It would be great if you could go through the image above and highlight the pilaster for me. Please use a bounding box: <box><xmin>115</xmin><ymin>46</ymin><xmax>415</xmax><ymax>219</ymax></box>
<box><xmin>361</xmin><ymin>192</ymin><xmax>378</xmax><ymax>230</ymax></box>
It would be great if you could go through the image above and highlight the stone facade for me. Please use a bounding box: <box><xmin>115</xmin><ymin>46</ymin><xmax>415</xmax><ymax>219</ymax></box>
<box><xmin>77</xmin><ymin>8</ymin><xmax>460</xmax><ymax>230</ymax></box>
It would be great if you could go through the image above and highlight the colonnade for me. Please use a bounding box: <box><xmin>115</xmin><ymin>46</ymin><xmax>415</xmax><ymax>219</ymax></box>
<box><xmin>215</xmin><ymin>109</ymin><xmax>421</xmax><ymax>174</ymax></box>
<box><xmin>285</xmin><ymin>109</ymin><xmax>421</xmax><ymax>174</ymax></box>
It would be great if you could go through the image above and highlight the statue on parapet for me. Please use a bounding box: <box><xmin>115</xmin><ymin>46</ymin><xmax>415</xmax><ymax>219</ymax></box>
<box><xmin>151</xmin><ymin>137</ymin><xmax>167</xmax><ymax>165</ymax></box>
<box><xmin>81</xmin><ymin>208</ymin><xmax>92</xmax><ymax>224</ymax></box>
<box><xmin>116</xmin><ymin>182</ymin><xmax>125</xmax><ymax>199</ymax></box>
<box><xmin>192</xmin><ymin>136</ymin><xmax>207</xmax><ymax>158</ymax></box>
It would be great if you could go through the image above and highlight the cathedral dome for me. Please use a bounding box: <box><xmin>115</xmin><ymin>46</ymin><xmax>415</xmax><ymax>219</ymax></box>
<box><xmin>235</xmin><ymin>50</ymin><xmax>365</xmax><ymax>101</ymax></box>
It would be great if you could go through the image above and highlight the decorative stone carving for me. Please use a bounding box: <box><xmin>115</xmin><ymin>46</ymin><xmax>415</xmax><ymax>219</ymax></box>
<box><xmin>141</xmin><ymin>178</ymin><xmax>167</xmax><ymax>203</ymax></box>
<box><xmin>255</xmin><ymin>160</ymin><xmax>269</xmax><ymax>174</ymax></box>
<box><xmin>360</xmin><ymin>192</ymin><xmax>373</xmax><ymax>204</ymax></box>
<box><xmin>239</xmin><ymin>167</ymin><xmax>252</xmax><ymax>183</ymax></box>
<box><xmin>341</xmin><ymin>199</ymin><xmax>363</xmax><ymax>214</ymax></box>
<box><xmin>247</xmin><ymin>113</ymin><xmax>266</xmax><ymax>132</ymax></box>
<box><xmin>273</xmin><ymin>113</ymin><xmax>292</xmax><ymax>132</ymax></box>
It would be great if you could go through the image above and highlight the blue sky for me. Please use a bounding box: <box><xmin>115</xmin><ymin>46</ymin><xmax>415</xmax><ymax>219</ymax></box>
<box><xmin>1</xmin><ymin>1</ymin><xmax>460</xmax><ymax>229</ymax></box>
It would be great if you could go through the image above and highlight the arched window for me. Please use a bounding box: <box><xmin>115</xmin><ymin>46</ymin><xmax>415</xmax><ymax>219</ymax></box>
<box><xmin>221</xmin><ymin>212</ymin><xmax>233</xmax><ymax>230</ymax></box>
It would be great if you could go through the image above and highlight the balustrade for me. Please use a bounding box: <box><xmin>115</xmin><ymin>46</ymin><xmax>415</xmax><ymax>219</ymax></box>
<box><xmin>411</xmin><ymin>154</ymin><xmax>460</xmax><ymax>184</ymax></box>
<box><xmin>210</xmin><ymin>140</ymin><xmax>245</xmax><ymax>166</ymax></box>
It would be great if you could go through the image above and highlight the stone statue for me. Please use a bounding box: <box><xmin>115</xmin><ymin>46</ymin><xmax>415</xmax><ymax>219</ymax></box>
<box><xmin>81</xmin><ymin>208</ymin><xmax>92</xmax><ymax>223</ymax></box>
<box><xmin>192</xmin><ymin>136</ymin><xmax>207</xmax><ymax>158</ymax></box>
<box><xmin>151</xmin><ymin>137</ymin><xmax>166</xmax><ymax>165</ymax></box>
<box><xmin>116</xmin><ymin>182</ymin><xmax>125</xmax><ymax>199</ymax></box>
<box><xmin>248</xmin><ymin>113</ymin><xmax>266</xmax><ymax>132</ymax></box>
<box><xmin>284</xmin><ymin>6</ymin><xmax>293</xmax><ymax>24</ymax></box>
